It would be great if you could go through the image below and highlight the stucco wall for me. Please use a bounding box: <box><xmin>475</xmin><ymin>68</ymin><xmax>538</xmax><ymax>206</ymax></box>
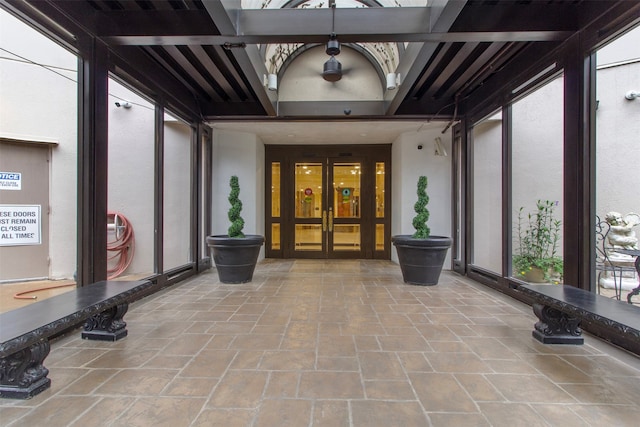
<box><xmin>391</xmin><ymin>126</ymin><xmax>453</xmax><ymax>267</ymax></box>
<box><xmin>595</xmin><ymin>61</ymin><xmax>640</xmax><ymax>217</ymax></box>
<box><xmin>471</xmin><ymin>116</ymin><xmax>503</xmax><ymax>273</ymax></box>
<box><xmin>107</xmin><ymin>80</ymin><xmax>156</xmax><ymax>277</ymax></box>
<box><xmin>211</xmin><ymin>129</ymin><xmax>266</xmax><ymax>259</ymax></box>
<box><xmin>279</xmin><ymin>45</ymin><xmax>383</xmax><ymax>102</ymax></box>
<box><xmin>0</xmin><ymin>11</ymin><xmax>77</xmax><ymax>280</ymax></box>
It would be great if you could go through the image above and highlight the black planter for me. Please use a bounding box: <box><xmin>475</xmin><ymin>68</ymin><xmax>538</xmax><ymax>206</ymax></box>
<box><xmin>391</xmin><ymin>235</ymin><xmax>452</xmax><ymax>286</ymax></box>
<box><xmin>206</xmin><ymin>235</ymin><xmax>264</xmax><ymax>283</ymax></box>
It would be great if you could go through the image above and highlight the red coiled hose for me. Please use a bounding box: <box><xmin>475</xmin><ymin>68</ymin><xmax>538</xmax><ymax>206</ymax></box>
<box><xmin>107</xmin><ymin>211</ymin><xmax>135</xmax><ymax>279</ymax></box>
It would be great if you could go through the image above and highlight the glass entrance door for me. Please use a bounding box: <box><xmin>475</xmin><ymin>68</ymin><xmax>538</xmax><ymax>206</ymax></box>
<box><xmin>293</xmin><ymin>160</ymin><xmax>363</xmax><ymax>257</ymax></box>
<box><xmin>329</xmin><ymin>161</ymin><xmax>362</xmax><ymax>255</ymax></box>
<box><xmin>266</xmin><ymin>145</ymin><xmax>390</xmax><ymax>259</ymax></box>
<box><xmin>294</xmin><ymin>162</ymin><xmax>325</xmax><ymax>254</ymax></box>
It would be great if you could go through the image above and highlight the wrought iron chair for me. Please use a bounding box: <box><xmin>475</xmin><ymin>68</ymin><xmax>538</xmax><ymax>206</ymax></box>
<box><xmin>595</xmin><ymin>215</ymin><xmax>638</xmax><ymax>300</ymax></box>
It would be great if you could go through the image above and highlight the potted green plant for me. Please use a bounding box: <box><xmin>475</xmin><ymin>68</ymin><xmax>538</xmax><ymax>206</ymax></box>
<box><xmin>513</xmin><ymin>199</ymin><xmax>563</xmax><ymax>283</ymax></box>
<box><xmin>206</xmin><ymin>176</ymin><xmax>264</xmax><ymax>283</ymax></box>
<box><xmin>391</xmin><ymin>176</ymin><xmax>452</xmax><ymax>285</ymax></box>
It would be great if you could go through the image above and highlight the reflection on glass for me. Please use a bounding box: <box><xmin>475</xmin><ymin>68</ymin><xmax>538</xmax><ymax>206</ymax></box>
<box><xmin>295</xmin><ymin>163</ymin><xmax>322</xmax><ymax>218</ymax></box>
<box><xmin>512</xmin><ymin>76</ymin><xmax>564</xmax><ymax>284</ymax></box>
<box><xmin>272</xmin><ymin>223</ymin><xmax>280</xmax><ymax>250</ymax></box>
<box><xmin>200</xmin><ymin>133</ymin><xmax>209</xmax><ymax>261</ymax></box>
<box><xmin>472</xmin><ymin>111</ymin><xmax>502</xmax><ymax>274</ymax></box>
<box><xmin>595</xmin><ymin>28</ymin><xmax>640</xmax><ymax>294</ymax></box>
<box><xmin>333</xmin><ymin>163</ymin><xmax>361</xmax><ymax>218</ymax></box>
<box><xmin>272</xmin><ymin>162</ymin><xmax>280</xmax><ymax>217</ymax></box>
<box><xmin>376</xmin><ymin>224</ymin><xmax>384</xmax><ymax>251</ymax></box>
<box><xmin>333</xmin><ymin>225</ymin><xmax>360</xmax><ymax>251</ymax></box>
<box><xmin>108</xmin><ymin>78</ymin><xmax>154</xmax><ymax>278</ymax></box>
<box><xmin>376</xmin><ymin>162</ymin><xmax>385</xmax><ymax>218</ymax></box>
<box><xmin>163</xmin><ymin>112</ymin><xmax>192</xmax><ymax>270</ymax></box>
<box><xmin>295</xmin><ymin>224</ymin><xmax>322</xmax><ymax>251</ymax></box>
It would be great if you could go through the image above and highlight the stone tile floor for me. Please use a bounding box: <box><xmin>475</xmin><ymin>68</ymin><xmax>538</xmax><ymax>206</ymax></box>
<box><xmin>1</xmin><ymin>259</ymin><xmax>639</xmax><ymax>426</ymax></box>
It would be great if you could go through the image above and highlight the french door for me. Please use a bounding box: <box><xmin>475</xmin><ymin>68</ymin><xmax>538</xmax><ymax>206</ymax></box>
<box><xmin>266</xmin><ymin>145</ymin><xmax>391</xmax><ymax>259</ymax></box>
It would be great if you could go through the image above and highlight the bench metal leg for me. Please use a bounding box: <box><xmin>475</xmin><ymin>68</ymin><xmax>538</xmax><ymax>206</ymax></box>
<box><xmin>0</xmin><ymin>340</ymin><xmax>51</xmax><ymax>399</ymax></box>
<box><xmin>82</xmin><ymin>303</ymin><xmax>129</xmax><ymax>341</ymax></box>
<box><xmin>531</xmin><ymin>303</ymin><xmax>584</xmax><ymax>345</ymax></box>
<box><xmin>627</xmin><ymin>284</ymin><xmax>640</xmax><ymax>304</ymax></box>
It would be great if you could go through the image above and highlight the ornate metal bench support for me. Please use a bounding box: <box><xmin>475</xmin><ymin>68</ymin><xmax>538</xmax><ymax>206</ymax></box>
<box><xmin>82</xmin><ymin>303</ymin><xmax>129</xmax><ymax>341</ymax></box>
<box><xmin>0</xmin><ymin>339</ymin><xmax>51</xmax><ymax>399</ymax></box>
<box><xmin>531</xmin><ymin>303</ymin><xmax>584</xmax><ymax>345</ymax></box>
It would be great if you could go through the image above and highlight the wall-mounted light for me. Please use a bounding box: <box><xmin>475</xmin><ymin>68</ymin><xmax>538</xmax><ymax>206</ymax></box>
<box><xmin>434</xmin><ymin>137</ymin><xmax>447</xmax><ymax>157</ymax></box>
<box><xmin>267</xmin><ymin>73</ymin><xmax>278</xmax><ymax>91</ymax></box>
<box><xmin>115</xmin><ymin>101</ymin><xmax>131</xmax><ymax>108</ymax></box>
<box><xmin>386</xmin><ymin>73</ymin><xmax>401</xmax><ymax>90</ymax></box>
<box><xmin>625</xmin><ymin>90</ymin><xmax>639</xmax><ymax>100</ymax></box>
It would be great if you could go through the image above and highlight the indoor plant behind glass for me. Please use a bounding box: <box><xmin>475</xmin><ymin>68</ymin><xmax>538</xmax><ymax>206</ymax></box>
<box><xmin>206</xmin><ymin>176</ymin><xmax>264</xmax><ymax>283</ymax></box>
<box><xmin>391</xmin><ymin>176</ymin><xmax>452</xmax><ymax>285</ymax></box>
<box><xmin>513</xmin><ymin>199</ymin><xmax>563</xmax><ymax>283</ymax></box>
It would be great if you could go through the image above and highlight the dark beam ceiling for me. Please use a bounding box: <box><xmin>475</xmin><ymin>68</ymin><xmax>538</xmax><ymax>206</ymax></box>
<box><xmin>2</xmin><ymin>0</ymin><xmax>636</xmax><ymax>120</ymax></box>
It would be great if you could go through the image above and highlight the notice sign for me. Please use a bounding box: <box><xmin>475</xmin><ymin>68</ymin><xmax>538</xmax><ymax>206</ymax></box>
<box><xmin>0</xmin><ymin>205</ymin><xmax>41</xmax><ymax>246</ymax></box>
<box><xmin>0</xmin><ymin>172</ymin><xmax>22</xmax><ymax>190</ymax></box>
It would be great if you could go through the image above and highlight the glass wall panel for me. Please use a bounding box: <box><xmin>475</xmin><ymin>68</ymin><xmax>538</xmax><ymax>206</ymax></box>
<box><xmin>272</xmin><ymin>223</ymin><xmax>281</xmax><ymax>250</ymax></box>
<box><xmin>107</xmin><ymin>78</ymin><xmax>155</xmax><ymax>279</ymax></box>
<box><xmin>595</xmin><ymin>25</ymin><xmax>640</xmax><ymax>299</ymax></box>
<box><xmin>295</xmin><ymin>163</ymin><xmax>322</xmax><ymax>218</ymax></box>
<box><xmin>163</xmin><ymin>112</ymin><xmax>193</xmax><ymax>270</ymax></box>
<box><xmin>295</xmin><ymin>224</ymin><xmax>322</xmax><ymax>251</ymax></box>
<box><xmin>333</xmin><ymin>224</ymin><xmax>360</xmax><ymax>251</ymax></box>
<box><xmin>0</xmin><ymin>11</ymin><xmax>77</xmax><ymax>295</ymax></box>
<box><xmin>333</xmin><ymin>163</ymin><xmax>360</xmax><ymax>218</ymax></box>
<box><xmin>376</xmin><ymin>162</ymin><xmax>385</xmax><ymax>218</ymax></box>
<box><xmin>471</xmin><ymin>112</ymin><xmax>503</xmax><ymax>274</ymax></box>
<box><xmin>272</xmin><ymin>162</ymin><xmax>281</xmax><ymax>217</ymax></box>
<box><xmin>376</xmin><ymin>224</ymin><xmax>384</xmax><ymax>251</ymax></box>
<box><xmin>200</xmin><ymin>131</ymin><xmax>210</xmax><ymax>261</ymax></box>
<box><xmin>511</xmin><ymin>76</ymin><xmax>564</xmax><ymax>284</ymax></box>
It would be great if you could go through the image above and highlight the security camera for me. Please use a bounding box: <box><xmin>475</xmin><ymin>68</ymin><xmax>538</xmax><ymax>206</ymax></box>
<box><xmin>344</xmin><ymin>109</ymin><xmax>351</xmax><ymax>115</ymax></box>
<box><xmin>417</xmin><ymin>144</ymin><xmax>423</xmax><ymax>150</ymax></box>
<box><xmin>115</xmin><ymin>101</ymin><xmax>132</xmax><ymax>108</ymax></box>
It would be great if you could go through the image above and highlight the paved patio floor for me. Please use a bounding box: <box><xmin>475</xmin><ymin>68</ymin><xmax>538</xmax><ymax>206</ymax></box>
<box><xmin>1</xmin><ymin>259</ymin><xmax>639</xmax><ymax>426</ymax></box>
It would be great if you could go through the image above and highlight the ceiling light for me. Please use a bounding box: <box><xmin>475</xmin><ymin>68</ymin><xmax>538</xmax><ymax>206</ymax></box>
<box><xmin>323</xmin><ymin>56</ymin><xmax>342</xmax><ymax>82</ymax></box>
<box><xmin>322</xmin><ymin>4</ymin><xmax>342</xmax><ymax>82</ymax></box>
<box><xmin>326</xmin><ymin>35</ymin><xmax>340</xmax><ymax>56</ymax></box>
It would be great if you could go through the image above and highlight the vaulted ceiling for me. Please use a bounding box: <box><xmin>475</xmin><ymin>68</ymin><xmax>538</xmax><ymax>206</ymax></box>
<box><xmin>2</xmin><ymin>0</ymin><xmax>634</xmax><ymax>121</ymax></box>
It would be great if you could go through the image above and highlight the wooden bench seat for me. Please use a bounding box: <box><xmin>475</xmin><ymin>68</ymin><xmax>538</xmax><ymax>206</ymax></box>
<box><xmin>0</xmin><ymin>280</ymin><xmax>153</xmax><ymax>399</ymax></box>
<box><xmin>519</xmin><ymin>284</ymin><xmax>640</xmax><ymax>351</ymax></box>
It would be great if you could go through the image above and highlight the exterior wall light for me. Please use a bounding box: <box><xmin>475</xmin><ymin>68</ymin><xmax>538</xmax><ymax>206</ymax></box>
<box><xmin>625</xmin><ymin>91</ymin><xmax>639</xmax><ymax>100</ymax></box>
<box><xmin>267</xmin><ymin>74</ymin><xmax>278</xmax><ymax>91</ymax></box>
<box><xmin>386</xmin><ymin>73</ymin><xmax>401</xmax><ymax>90</ymax></box>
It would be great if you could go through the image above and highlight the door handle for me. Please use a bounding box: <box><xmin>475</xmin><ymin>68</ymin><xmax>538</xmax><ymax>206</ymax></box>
<box><xmin>329</xmin><ymin>208</ymin><xmax>334</xmax><ymax>232</ymax></box>
<box><xmin>322</xmin><ymin>210</ymin><xmax>327</xmax><ymax>231</ymax></box>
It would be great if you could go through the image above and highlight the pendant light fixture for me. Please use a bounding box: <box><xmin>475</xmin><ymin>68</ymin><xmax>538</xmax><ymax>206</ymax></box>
<box><xmin>322</xmin><ymin>3</ymin><xmax>342</xmax><ymax>82</ymax></box>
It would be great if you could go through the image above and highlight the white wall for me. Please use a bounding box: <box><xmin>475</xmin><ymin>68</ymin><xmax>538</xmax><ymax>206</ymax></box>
<box><xmin>597</xmin><ymin>25</ymin><xmax>640</xmax><ymax>66</ymax></box>
<box><xmin>211</xmin><ymin>129</ymin><xmax>266</xmax><ymax>258</ymax></box>
<box><xmin>470</xmin><ymin>117</ymin><xmax>503</xmax><ymax>273</ymax></box>
<box><xmin>279</xmin><ymin>45</ymin><xmax>383</xmax><ymax>102</ymax></box>
<box><xmin>163</xmin><ymin>119</ymin><xmax>194</xmax><ymax>269</ymax></box>
<box><xmin>107</xmin><ymin>80</ymin><xmax>156</xmax><ymax>276</ymax></box>
<box><xmin>595</xmin><ymin>60</ymin><xmax>640</xmax><ymax>216</ymax></box>
<box><xmin>0</xmin><ymin>10</ymin><xmax>77</xmax><ymax>280</ymax></box>
<box><xmin>391</xmin><ymin>127</ymin><xmax>453</xmax><ymax>267</ymax></box>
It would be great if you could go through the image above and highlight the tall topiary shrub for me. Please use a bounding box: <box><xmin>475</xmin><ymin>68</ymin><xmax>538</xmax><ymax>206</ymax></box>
<box><xmin>227</xmin><ymin>175</ymin><xmax>245</xmax><ymax>238</ymax></box>
<box><xmin>412</xmin><ymin>176</ymin><xmax>430</xmax><ymax>239</ymax></box>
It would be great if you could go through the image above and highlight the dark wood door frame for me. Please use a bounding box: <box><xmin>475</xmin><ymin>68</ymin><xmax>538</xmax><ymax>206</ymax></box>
<box><xmin>265</xmin><ymin>144</ymin><xmax>391</xmax><ymax>260</ymax></box>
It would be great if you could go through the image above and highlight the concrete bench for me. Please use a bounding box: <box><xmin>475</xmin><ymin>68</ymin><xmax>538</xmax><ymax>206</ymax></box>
<box><xmin>519</xmin><ymin>284</ymin><xmax>640</xmax><ymax>351</ymax></box>
<box><xmin>0</xmin><ymin>280</ymin><xmax>154</xmax><ymax>399</ymax></box>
